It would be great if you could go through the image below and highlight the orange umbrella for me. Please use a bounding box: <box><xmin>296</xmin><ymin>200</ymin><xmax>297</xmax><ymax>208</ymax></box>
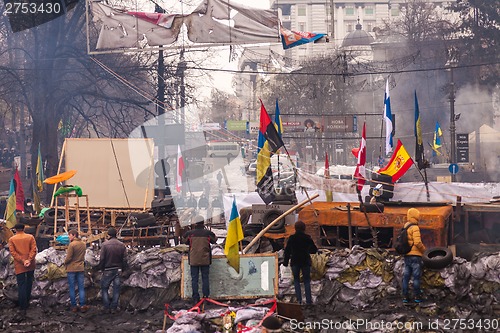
<box><xmin>44</xmin><ymin>170</ymin><xmax>77</xmax><ymax>184</ymax></box>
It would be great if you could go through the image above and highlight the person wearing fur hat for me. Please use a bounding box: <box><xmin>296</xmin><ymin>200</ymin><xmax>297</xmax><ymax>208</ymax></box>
<box><xmin>182</xmin><ymin>215</ymin><xmax>217</xmax><ymax>303</ymax></box>
<box><xmin>402</xmin><ymin>208</ymin><xmax>426</xmax><ymax>303</ymax></box>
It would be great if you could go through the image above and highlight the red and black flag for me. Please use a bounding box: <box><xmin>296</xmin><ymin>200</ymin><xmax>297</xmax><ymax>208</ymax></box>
<box><xmin>259</xmin><ymin>100</ymin><xmax>284</xmax><ymax>153</ymax></box>
<box><xmin>256</xmin><ymin>100</ymin><xmax>284</xmax><ymax>204</ymax></box>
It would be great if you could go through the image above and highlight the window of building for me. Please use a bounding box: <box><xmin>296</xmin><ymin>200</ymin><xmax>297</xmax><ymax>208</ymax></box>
<box><xmin>345</xmin><ymin>7</ymin><xmax>354</xmax><ymax>16</ymax></box>
<box><xmin>297</xmin><ymin>5</ymin><xmax>306</xmax><ymax>16</ymax></box>
<box><xmin>280</xmin><ymin>4</ymin><xmax>291</xmax><ymax>16</ymax></box>
<box><xmin>391</xmin><ymin>7</ymin><xmax>399</xmax><ymax>16</ymax></box>
<box><xmin>365</xmin><ymin>7</ymin><xmax>374</xmax><ymax>15</ymax></box>
<box><xmin>299</xmin><ymin>22</ymin><xmax>305</xmax><ymax>31</ymax></box>
<box><xmin>347</xmin><ymin>24</ymin><xmax>353</xmax><ymax>32</ymax></box>
<box><xmin>282</xmin><ymin>21</ymin><xmax>291</xmax><ymax>30</ymax></box>
<box><xmin>367</xmin><ymin>23</ymin><xmax>373</xmax><ymax>32</ymax></box>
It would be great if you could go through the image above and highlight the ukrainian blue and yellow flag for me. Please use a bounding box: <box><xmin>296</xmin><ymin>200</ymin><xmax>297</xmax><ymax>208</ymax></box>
<box><xmin>274</xmin><ymin>99</ymin><xmax>283</xmax><ymax>137</ymax></box>
<box><xmin>432</xmin><ymin>122</ymin><xmax>443</xmax><ymax>156</ymax></box>
<box><xmin>36</xmin><ymin>143</ymin><xmax>44</xmax><ymax>192</ymax></box>
<box><xmin>224</xmin><ymin>197</ymin><xmax>244</xmax><ymax>273</ymax></box>
<box><xmin>414</xmin><ymin>91</ymin><xmax>425</xmax><ymax>169</ymax></box>
<box><xmin>5</xmin><ymin>178</ymin><xmax>17</xmax><ymax>228</ymax></box>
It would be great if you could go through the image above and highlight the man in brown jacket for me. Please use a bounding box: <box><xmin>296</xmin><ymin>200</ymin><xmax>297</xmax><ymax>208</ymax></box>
<box><xmin>402</xmin><ymin>208</ymin><xmax>426</xmax><ymax>304</ymax></box>
<box><xmin>65</xmin><ymin>229</ymin><xmax>88</xmax><ymax>313</ymax></box>
<box><xmin>8</xmin><ymin>223</ymin><xmax>37</xmax><ymax>316</ymax></box>
<box><xmin>182</xmin><ymin>215</ymin><xmax>217</xmax><ymax>303</ymax></box>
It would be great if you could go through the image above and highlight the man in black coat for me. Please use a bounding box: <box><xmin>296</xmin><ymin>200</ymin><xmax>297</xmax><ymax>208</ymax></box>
<box><xmin>283</xmin><ymin>221</ymin><xmax>317</xmax><ymax>305</ymax></box>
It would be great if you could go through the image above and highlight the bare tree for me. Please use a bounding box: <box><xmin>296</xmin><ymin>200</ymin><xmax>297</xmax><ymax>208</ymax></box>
<box><xmin>0</xmin><ymin>3</ymin><xmax>155</xmax><ymax>200</ymax></box>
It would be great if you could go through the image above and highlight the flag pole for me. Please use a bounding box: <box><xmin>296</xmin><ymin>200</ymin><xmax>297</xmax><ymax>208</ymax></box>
<box><xmin>410</xmin><ymin>157</ymin><xmax>430</xmax><ymax>201</ymax></box>
<box><xmin>281</xmin><ymin>145</ymin><xmax>318</xmax><ymax>217</ymax></box>
<box><xmin>356</xmin><ymin>188</ymin><xmax>378</xmax><ymax>248</ymax></box>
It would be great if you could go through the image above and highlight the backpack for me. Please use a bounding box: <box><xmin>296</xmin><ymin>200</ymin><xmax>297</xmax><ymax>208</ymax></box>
<box><xmin>394</xmin><ymin>225</ymin><xmax>413</xmax><ymax>255</ymax></box>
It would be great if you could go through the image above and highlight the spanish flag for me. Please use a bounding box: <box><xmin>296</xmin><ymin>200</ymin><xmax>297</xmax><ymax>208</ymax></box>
<box><xmin>224</xmin><ymin>198</ymin><xmax>244</xmax><ymax>273</ymax></box>
<box><xmin>378</xmin><ymin>140</ymin><xmax>414</xmax><ymax>182</ymax></box>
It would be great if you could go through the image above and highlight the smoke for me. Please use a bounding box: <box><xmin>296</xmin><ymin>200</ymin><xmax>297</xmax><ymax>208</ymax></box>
<box><xmin>455</xmin><ymin>84</ymin><xmax>494</xmax><ymax>134</ymax></box>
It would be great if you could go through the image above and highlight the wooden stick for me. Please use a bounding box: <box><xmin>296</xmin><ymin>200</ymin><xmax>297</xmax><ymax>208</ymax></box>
<box><xmin>242</xmin><ymin>193</ymin><xmax>319</xmax><ymax>254</ymax></box>
<box><xmin>50</xmin><ymin>139</ymin><xmax>67</xmax><ymax>207</ymax></box>
<box><xmin>282</xmin><ymin>147</ymin><xmax>318</xmax><ymax>217</ymax></box>
<box><xmin>347</xmin><ymin>203</ymin><xmax>353</xmax><ymax>249</ymax></box>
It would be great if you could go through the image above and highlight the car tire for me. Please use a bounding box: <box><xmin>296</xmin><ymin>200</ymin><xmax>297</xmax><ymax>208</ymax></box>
<box><xmin>243</xmin><ymin>224</ymin><xmax>263</xmax><ymax>237</ymax></box>
<box><xmin>135</xmin><ymin>216</ymin><xmax>157</xmax><ymax>228</ymax></box>
<box><xmin>422</xmin><ymin>247</ymin><xmax>453</xmax><ymax>269</ymax></box>
<box><xmin>130</xmin><ymin>212</ymin><xmax>150</xmax><ymax>220</ymax></box>
<box><xmin>262</xmin><ymin>209</ymin><xmax>286</xmax><ymax>232</ymax></box>
<box><xmin>44</xmin><ymin>208</ymin><xmax>65</xmax><ymax>222</ymax></box>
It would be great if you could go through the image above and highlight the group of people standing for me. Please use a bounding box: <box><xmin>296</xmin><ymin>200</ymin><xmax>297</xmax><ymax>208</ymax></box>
<box><xmin>8</xmin><ymin>225</ymin><xmax>127</xmax><ymax>318</ymax></box>
<box><xmin>7</xmin><ymin>207</ymin><xmax>426</xmax><ymax>324</ymax></box>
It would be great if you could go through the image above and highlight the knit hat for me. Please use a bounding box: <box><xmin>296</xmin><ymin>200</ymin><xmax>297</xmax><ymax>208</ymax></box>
<box><xmin>407</xmin><ymin>208</ymin><xmax>420</xmax><ymax>223</ymax></box>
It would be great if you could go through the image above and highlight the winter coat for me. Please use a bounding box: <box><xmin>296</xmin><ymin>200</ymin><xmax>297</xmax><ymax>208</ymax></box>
<box><xmin>283</xmin><ymin>230</ymin><xmax>318</xmax><ymax>267</ymax></box>
<box><xmin>8</xmin><ymin>231</ymin><xmax>37</xmax><ymax>274</ymax></box>
<box><xmin>183</xmin><ymin>226</ymin><xmax>217</xmax><ymax>266</ymax></box>
<box><xmin>65</xmin><ymin>238</ymin><xmax>86</xmax><ymax>272</ymax></box>
<box><xmin>404</xmin><ymin>221</ymin><xmax>426</xmax><ymax>257</ymax></box>
<box><xmin>97</xmin><ymin>237</ymin><xmax>127</xmax><ymax>271</ymax></box>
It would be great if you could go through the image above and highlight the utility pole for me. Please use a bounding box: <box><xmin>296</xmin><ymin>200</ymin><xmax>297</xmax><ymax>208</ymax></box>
<box><xmin>447</xmin><ymin>46</ymin><xmax>458</xmax><ymax>181</ymax></box>
<box><xmin>156</xmin><ymin>3</ymin><xmax>167</xmax><ymax>198</ymax></box>
<box><xmin>449</xmin><ymin>66</ymin><xmax>456</xmax><ymax>182</ymax></box>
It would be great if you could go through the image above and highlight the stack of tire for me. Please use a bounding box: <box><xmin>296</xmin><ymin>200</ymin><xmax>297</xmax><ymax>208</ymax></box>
<box><xmin>131</xmin><ymin>213</ymin><xmax>157</xmax><ymax>228</ymax></box>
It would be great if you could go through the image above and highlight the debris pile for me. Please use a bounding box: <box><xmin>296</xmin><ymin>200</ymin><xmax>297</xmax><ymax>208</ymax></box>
<box><xmin>0</xmin><ymin>245</ymin><xmax>498</xmax><ymax>332</ymax></box>
<box><xmin>279</xmin><ymin>246</ymin><xmax>499</xmax><ymax>314</ymax></box>
<box><xmin>0</xmin><ymin>246</ymin><xmax>187</xmax><ymax>310</ymax></box>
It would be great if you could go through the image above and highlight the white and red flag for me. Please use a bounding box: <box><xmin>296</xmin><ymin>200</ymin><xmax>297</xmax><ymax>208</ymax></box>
<box><xmin>353</xmin><ymin>123</ymin><xmax>367</xmax><ymax>192</ymax></box>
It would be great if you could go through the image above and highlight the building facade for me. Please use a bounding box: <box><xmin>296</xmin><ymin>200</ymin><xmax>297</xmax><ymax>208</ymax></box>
<box><xmin>271</xmin><ymin>0</ymin><xmax>454</xmax><ymax>61</ymax></box>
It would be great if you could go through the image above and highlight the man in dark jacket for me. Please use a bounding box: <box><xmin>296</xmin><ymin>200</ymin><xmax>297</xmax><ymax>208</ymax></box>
<box><xmin>97</xmin><ymin>227</ymin><xmax>127</xmax><ymax>313</ymax></box>
<box><xmin>283</xmin><ymin>221</ymin><xmax>317</xmax><ymax>305</ymax></box>
<box><xmin>182</xmin><ymin>215</ymin><xmax>217</xmax><ymax>302</ymax></box>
